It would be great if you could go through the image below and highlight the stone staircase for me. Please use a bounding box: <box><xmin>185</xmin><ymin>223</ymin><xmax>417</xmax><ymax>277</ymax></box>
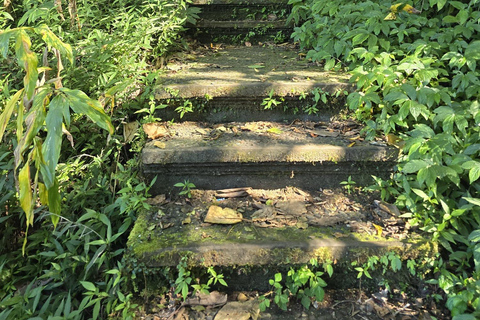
<box><xmin>127</xmin><ymin>0</ymin><xmax>435</xmax><ymax>291</ymax></box>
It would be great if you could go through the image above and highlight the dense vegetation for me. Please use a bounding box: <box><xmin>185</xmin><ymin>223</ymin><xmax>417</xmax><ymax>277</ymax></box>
<box><xmin>0</xmin><ymin>0</ymin><xmax>196</xmax><ymax>318</ymax></box>
<box><xmin>1</xmin><ymin>0</ymin><xmax>479</xmax><ymax>319</ymax></box>
<box><xmin>288</xmin><ymin>0</ymin><xmax>480</xmax><ymax>318</ymax></box>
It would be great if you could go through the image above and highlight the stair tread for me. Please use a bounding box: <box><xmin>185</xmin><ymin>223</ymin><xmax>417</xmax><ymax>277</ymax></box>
<box><xmin>143</xmin><ymin>121</ymin><xmax>396</xmax><ymax>165</ymax></box>
<box><xmin>127</xmin><ymin>188</ymin><xmax>436</xmax><ymax>267</ymax></box>
<box><xmin>156</xmin><ymin>45</ymin><xmax>351</xmax><ymax>99</ymax></box>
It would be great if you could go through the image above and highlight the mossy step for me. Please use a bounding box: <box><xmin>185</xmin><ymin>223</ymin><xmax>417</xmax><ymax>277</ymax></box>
<box><xmin>155</xmin><ymin>45</ymin><xmax>352</xmax><ymax>122</ymax></box>
<box><xmin>142</xmin><ymin>121</ymin><xmax>397</xmax><ymax>194</ymax></box>
<box><xmin>127</xmin><ymin>209</ymin><xmax>436</xmax><ymax>268</ymax></box>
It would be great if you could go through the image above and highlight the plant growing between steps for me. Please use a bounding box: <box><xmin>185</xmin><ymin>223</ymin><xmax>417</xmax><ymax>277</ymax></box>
<box><xmin>174</xmin><ymin>180</ymin><xmax>196</xmax><ymax>198</ymax></box>
<box><xmin>259</xmin><ymin>258</ymin><xmax>332</xmax><ymax>311</ymax></box>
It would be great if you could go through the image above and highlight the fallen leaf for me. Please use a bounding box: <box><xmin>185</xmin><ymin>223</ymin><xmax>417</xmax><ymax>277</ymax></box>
<box><xmin>267</xmin><ymin>127</ymin><xmax>282</xmax><ymax>135</ymax></box>
<box><xmin>182</xmin><ymin>217</ymin><xmax>191</xmax><ymax>225</ymax></box>
<box><xmin>143</xmin><ymin>123</ymin><xmax>169</xmax><ymax>139</ymax></box>
<box><xmin>154</xmin><ymin>141</ymin><xmax>166</xmax><ymax>149</ymax></box>
<box><xmin>348</xmin><ymin>141</ymin><xmax>356</xmax><ymax>147</ymax></box>
<box><xmin>204</xmin><ymin>205</ymin><xmax>243</xmax><ymax>224</ymax></box>
<box><xmin>248</xmin><ymin>64</ymin><xmax>265</xmax><ymax>69</ymax></box>
<box><xmin>373</xmin><ymin>223</ymin><xmax>383</xmax><ymax>237</ymax></box>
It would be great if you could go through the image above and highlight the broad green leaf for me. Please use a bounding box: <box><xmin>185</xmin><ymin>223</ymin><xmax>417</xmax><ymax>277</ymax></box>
<box><xmin>15</xmin><ymin>30</ymin><xmax>38</xmax><ymax>100</ymax></box>
<box><xmin>60</xmin><ymin>88</ymin><xmax>114</xmax><ymax>135</ymax></box>
<box><xmin>42</xmin><ymin>95</ymin><xmax>66</xmax><ymax>188</ymax></box>
<box><xmin>402</xmin><ymin>160</ymin><xmax>428</xmax><ymax>173</ymax></box>
<box><xmin>452</xmin><ymin>313</ymin><xmax>477</xmax><ymax>320</ymax></box>
<box><xmin>34</xmin><ymin>25</ymin><xmax>73</xmax><ymax>64</ymax></box>
<box><xmin>0</xmin><ymin>89</ymin><xmax>23</xmax><ymax>142</ymax></box>
<box><xmin>352</xmin><ymin>33</ymin><xmax>369</xmax><ymax>46</ymax></box>
<box><xmin>464</xmin><ymin>197</ymin><xmax>480</xmax><ymax>207</ymax></box>
<box><xmin>80</xmin><ymin>281</ymin><xmax>97</xmax><ymax>291</ymax></box>
<box><xmin>384</xmin><ymin>91</ymin><xmax>408</xmax><ymax>102</ymax></box>
<box><xmin>465</xmin><ymin>41</ymin><xmax>480</xmax><ymax>61</ymax></box>
<box><xmin>464</xmin><ymin>144</ymin><xmax>480</xmax><ymax>155</ymax></box>
<box><xmin>0</xmin><ymin>29</ymin><xmax>19</xmax><ymax>58</ymax></box>
<box><xmin>19</xmin><ymin>164</ymin><xmax>33</xmax><ymax>226</ymax></box>
<box><xmin>468</xmin><ymin>230</ymin><xmax>480</xmax><ymax>243</ymax></box>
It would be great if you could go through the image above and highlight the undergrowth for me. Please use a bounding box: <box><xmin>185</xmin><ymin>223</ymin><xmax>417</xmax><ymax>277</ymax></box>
<box><xmin>288</xmin><ymin>0</ymin><xmax>480</xmax><ymax>318</ymax></box>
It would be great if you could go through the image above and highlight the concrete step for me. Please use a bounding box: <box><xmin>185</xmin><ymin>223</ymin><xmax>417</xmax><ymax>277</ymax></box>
<box><xmin>188</xmin><ymin>0</ymin><xmax>291</xmax><ymax>44</ymax></box>
<box><xmin>142</xmin><ymin>121</ymin><xmax>397</xmax><ymax>194</ymax></box>
<box><xmin>156</xmin><ymin>45</ymin><xmax>352</xmax><ymax>123</ymax></box>
<box><xmin>126</xmin><ymin>188</ymin><xmax>436</xmax><ymax>290</ymax></box>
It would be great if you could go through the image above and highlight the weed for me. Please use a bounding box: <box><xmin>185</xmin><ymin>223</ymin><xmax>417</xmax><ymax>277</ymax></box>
<box><xmin>340</xmin><ymin>176</ymin><xmax>357</xmax><ymax>194</ymax></box>
<box><xmin>174</xmin><ymin>180</ymin><xmax>196</xmax><ymax>198</ymax></box>
<box><xmin>261</xmin><ymin>89</ymin><xmax>284</xmax><ymax>110</ymax></box>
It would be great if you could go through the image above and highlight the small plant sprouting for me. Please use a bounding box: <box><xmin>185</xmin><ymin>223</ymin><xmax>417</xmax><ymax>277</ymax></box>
<box><xmin>340</xmin><ymin>176</ymin><xmax>356</xmax><ymax>194</ymax></box>
<box><xmin>261</xmin><ymin>89</ymin><xmax>284</xmax><ymax>110</ymax></box>
<box><xmin>174</xmin><ymin>180</ymin><xmax>196</xmax><ymax>198</ymax></box>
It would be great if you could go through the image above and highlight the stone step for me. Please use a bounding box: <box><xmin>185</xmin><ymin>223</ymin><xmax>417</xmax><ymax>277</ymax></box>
<box><xmin>142</xmin><ymin>121</ymin><xmax>397</xmax><ymax>195</ymax></box>
<box><xmin>156</xmin><ymin>45</ymin><xmax>352</xmax><ymax>123</ymax></box>
<box><xmin>126</xmin><ymin>188</ymin><xmax>436</xmax><ymax>290</ymax></box>
<box><xmin>187</xmin><ymin>0</ymin><xmax>291</xmax><ymax>43</ymax></box>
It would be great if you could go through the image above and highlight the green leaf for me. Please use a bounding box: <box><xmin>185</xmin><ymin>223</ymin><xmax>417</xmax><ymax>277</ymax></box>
<box><xmin>0</xmin><ymin>89</ymin><xmax>23</xmax><ymax>142</ymax></box>
<box><xmin>403</xmin><ymin>160</ymin><xmax>428</xmax><ymax>173</ymax></box>
<box><xmin>463</xmin><ymin>197</ymin><xmax>480</xmax><ymax>207</ymax></box>
<box><xmin>19</xmin><ymin>164</ymin><xmax>33</xmax><ymax>226</ymax></box>
<box><xmin>452</xmin><ymin>314</ymin><xmax>477</xmax><ymax>320</ymax></box>
<box><xmin>47</xmin><ymin>179</ymin><xmax>61</xmax><ymax>227</ymax></box>
<box><xmin>60</xmin><ymin>88</ymin><xmax>114</xmax><ymax>135</ymax></box>
<box><xmin>15</xmin><ymin>30</ymin><xmax>38</xmax><ymax>100</ymax></box>
<box><xmin>468</xmin><ymin>230</ymin><xmax>480</xmax><ymax>243</ymax></box>
<box><xmin>34</xmin><ymin>25</ymin><xmax>73</xmax><ymax>64</ymax></box>
<box><xmin>42</xmin><ymin>95</ymin><xmax>66</xmax><ymax>189</ymax></box>
<box><xmin>465</xmin><ymin>41</ymin><xmax>480</xmax><ymax>61</ymax></box>
<box><xmin>0</xmin><ymin>29</ymin><xmax>20</xmax><ymax>58</ymax></box>
<box><xmin>80</xmin><ymin>281</ymin><xmax>97</xmax><ymax>291</ymax></box>
<box><xmin>352</xmin><ymin>33</ymin><xmax>369</xmax><ymax>46</ymax></box>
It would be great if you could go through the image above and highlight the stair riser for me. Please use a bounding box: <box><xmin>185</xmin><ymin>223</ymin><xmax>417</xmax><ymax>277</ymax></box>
<box><xmin>143</xmin><ymin>161</ymin><xmax>395</xmax><ymax>195</ymax></box>
<box><xmin>155</xmin><ymin>97</ymin><xmax>344</xmax><ymax>123</ymax></box>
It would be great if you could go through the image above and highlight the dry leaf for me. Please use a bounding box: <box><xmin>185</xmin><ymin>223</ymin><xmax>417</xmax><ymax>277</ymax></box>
<box><xmin>123</xmin><ymin>121</ymin><xmax>139</xmax><ymax>143</ymax></box>
<box><xmin>143</xmin><ymin>123</ymin><xmax>169</xmax><ymax>139</ymax></box>
<box><xmin>154</xmin><ymin>141</ymin><xmax>166</xmax><ymax>149</ymax></box>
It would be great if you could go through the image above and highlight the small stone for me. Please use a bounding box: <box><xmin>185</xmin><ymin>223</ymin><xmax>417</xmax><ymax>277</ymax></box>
<box><xmin>204</xmin><ymin>205</ymin><xmax>243</xmax><ymax>224</ymax></box>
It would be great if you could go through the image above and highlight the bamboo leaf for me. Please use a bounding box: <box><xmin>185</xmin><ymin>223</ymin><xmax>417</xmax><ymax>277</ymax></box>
<box><xmin>0</xmin><ymin>29</ymin><xmax>19</xmax><ymax>58</ymax></box>
<box><xmin>0</xmin><ymin>89</ymin><xmax>23</xmax><ymax>142</ymax></box>
<box><xmin>42</xmin><ymin>95</ymin><xmax>66</xmax><ymax>188</ymax></box>
<box><xmin>19</xmin><ymin>164</ymin><xmax>34</xmax><ymax>226</ymax></box>
<box><xmin>60</xmin><ymin>88</ymin><xmax>114</xmax><ymax>135</ymax></box>
<box><xmin>48</xmin><ymin>178</ymin><xmax>61</xmax><ymax>227</ymax></box>
<box><xmin>35</xmin><ymin>25</ymin><xmax>73</xmax><ymax>64</ymax></box>
<box><xmin>15</xmin><ymin>30</ymin><xmax>38</xmax><ymax>100</ymax></box>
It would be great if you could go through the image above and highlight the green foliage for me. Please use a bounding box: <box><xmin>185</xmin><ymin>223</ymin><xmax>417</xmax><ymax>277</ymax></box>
<box><xmin>261</xmin><ymin>89</ymin><xmax>284</xmax><ymax>110</ymax></box>
<box><xmin>174</xmin><ymin>180</ymin><xmax>196</xmax><ymax>198</ymax></box>
<box><xmin>340</xmin><ymin>175</ymin><xmax>356</xmax><ymax>194</ymax></box>
<box><xmin>289</xmin><ymin>0</ymin><xmax>480</xmax><ymax>316</ymax></box>
<box><xmin>0</xmin><ymin>25</ymin><xmax>113</xmax><ymax>240</ymax></box>
<box><xmin>173</xmin><ymin>257</ymin><xmax>228</xmax><ymax>301</ymax></box>
<box><xmin>260</xmin><ymin>258</ymin><xmax>331</xmax><ymax>311</ymax></box>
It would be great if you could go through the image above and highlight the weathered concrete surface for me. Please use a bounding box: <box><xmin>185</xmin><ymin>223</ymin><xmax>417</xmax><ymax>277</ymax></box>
<box><xmin>141</xmin><ymin>121</ymin><xmax>397</xmax><ymax>193</ymax></box>
<box><xmin>156</xmin><ymin>46</ymin><xmax>351</xmax><ymax>99</ymax></box>
<box><xmin>127</xmin><ymin>210</ymin><xmax>436</xmax><ymax>268</ymax></box>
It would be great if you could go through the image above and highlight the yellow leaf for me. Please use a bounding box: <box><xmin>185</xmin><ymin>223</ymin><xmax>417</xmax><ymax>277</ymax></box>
<box><xmin>373</xmin><ymin>223</ymin><xmax>383</xmax><ymax>237</ymax></box>
<box><xmin>19</xmin><ymin>164</ymin><xmax>34</xmax><ymax>226</ymax></box>
<box><xmin>38</xmin><ymin>182</ymin><xmax>48</xmax><ymax>206</ymax></box>
<box><xmin>0</xmin><ymin>89</ymin><xmax>23</xmax><ymax>142</ymax></box>
<box><xmin>153</xmin><ymin>141</ymin><xmax>166</xmax><ymax>149</ymax></box>
<box><xmin>384</xmin><ymin>12</ymin><xmax>397</xmax><ymax>20</ymax></box>
<box><xmin>267</xmin><ymin>127</ymin><xmax>282</xmax><ymax>135</ymax></box>
<box><xmin>347</xmin><ymin>141</ymin><xmax>356</xmax><ymax>147</ymax></box>
<box><xmin>15</xmin><ymin>31</ymin><xmax>38</xmax><ymax>100</ymax></box>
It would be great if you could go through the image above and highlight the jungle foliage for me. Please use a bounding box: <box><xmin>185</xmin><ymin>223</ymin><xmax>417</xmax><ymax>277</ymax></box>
<box><xmin>0</xmin><ymin>0</ymin><xmax>196</xmax><ymax>319</ymax></box>
<box><xmin>288</xmin><ymin>0</ymin><xmax>480</xmax><ymax>318</ymax></box>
